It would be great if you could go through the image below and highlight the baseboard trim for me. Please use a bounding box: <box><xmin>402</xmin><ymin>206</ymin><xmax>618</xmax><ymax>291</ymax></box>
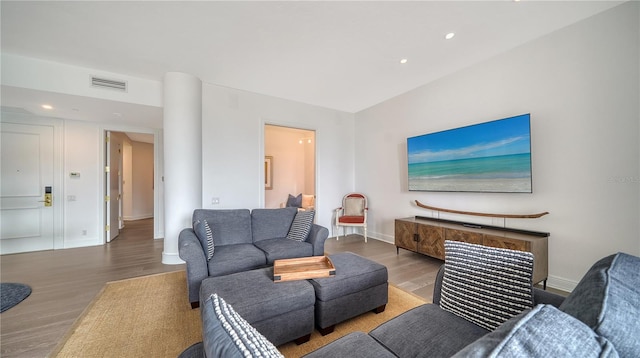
<box><xmin>162</xmin><ymin>251</ymin><xmax>185</xmax><ymax>265</ymax></box>
<box><xmin>546</xmin><ymin>275</ymin><xmax>578</xmax><ymax>293</ymax></box>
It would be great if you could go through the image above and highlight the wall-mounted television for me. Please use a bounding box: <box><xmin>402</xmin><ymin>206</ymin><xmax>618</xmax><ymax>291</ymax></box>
<box><xmin>407</xmin><ymin>114</ymin><xmax>532</xmax><ymax>193</ymax></box>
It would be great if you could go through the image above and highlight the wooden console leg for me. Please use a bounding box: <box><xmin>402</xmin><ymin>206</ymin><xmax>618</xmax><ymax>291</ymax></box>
<box><xmin>373</xmin><ymin>304</ymin><xmax>386</xmax><ymax>314</ymax></box>
<box><xmin>294</xmin><ymin>333</ymin><xmax>311</xmax><ymax>345</ymax></box>
<box><xmin>318</xmin><ymin>325</ymin><xmax>335</xmax><ymax>336</ymax></box>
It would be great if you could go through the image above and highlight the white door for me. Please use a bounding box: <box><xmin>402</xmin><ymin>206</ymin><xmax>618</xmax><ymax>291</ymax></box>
<box><xmin>104</xmin><ymin>131</ymin><xmax>121</xmax><ymax>242</ymax></box>
<box><xmin>0</xmin><ymin>122</ymin><xmax>55</xmax><ymax>254</ymax></box>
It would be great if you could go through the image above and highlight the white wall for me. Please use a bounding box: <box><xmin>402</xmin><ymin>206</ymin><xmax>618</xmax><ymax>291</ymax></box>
<box><xmin>201</xmin><ymin>83</ymin><xmax>354</xmax><ymax>231</ymax></box>
<box><xmin>131</xmin><ymin>141</ymin><xmax>154</xmax><ymax>219</ymax></box>
<box><xmin>354</xmin><ymin>2</ymin><xmax>640</xmax><ymax>291</ymax></box>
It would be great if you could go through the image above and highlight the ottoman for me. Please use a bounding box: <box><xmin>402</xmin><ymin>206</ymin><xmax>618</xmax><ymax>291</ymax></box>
<box><xmin>309</xmin><ymin>252</ymin><xmax>388</xmax><ymax>335</ymax></box>
<box><xmin>199</xmin><ymin>266</ymin><xmax>315</xmax><ymax>346</ymax></box>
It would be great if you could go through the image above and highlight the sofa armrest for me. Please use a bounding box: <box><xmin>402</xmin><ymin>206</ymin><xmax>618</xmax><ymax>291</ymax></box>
<box><xmin>533</xmin><ymin>287</ymin><xmax>565</xmax><ymax>308</ymax></box>
<box><xmin>433</xmin><ymin>265</ymin><xmax>445</xmax><ymax>305</ymax></box>
<box><xmin>306</xmin><ymin>223</ymin><xmax>329</xmax><ymax>256</ymax></box>
<box><xmin>178</xmin><ymin>228</ymin><xmax>208</xmax><ymax>307</ymax></box>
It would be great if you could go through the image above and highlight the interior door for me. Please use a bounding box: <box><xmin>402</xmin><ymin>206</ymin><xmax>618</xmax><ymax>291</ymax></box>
<box><xmin>0</xmin><ymin>122</ymin><xmax>55</xmax><ymax>254</ymax></box>
<box><xmin>104</xmin><ymin>131</ymin><xmax>121</xmax><ymax>242</ymax></box>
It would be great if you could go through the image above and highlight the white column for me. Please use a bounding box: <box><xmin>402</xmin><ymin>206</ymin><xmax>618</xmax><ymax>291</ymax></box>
<box><xmin>162</xmin><ymin>72</ymin><xmax>202</xmax><ymax>264</ymax></box>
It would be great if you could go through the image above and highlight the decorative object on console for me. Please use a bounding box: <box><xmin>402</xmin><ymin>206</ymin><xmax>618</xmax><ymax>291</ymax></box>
<box><xmin>334</xmin><ymin>193</ymin><xmax>368</xmax><ymax>242</ymax></box>
<box><xmin>407</xmin><ymin>113</ymin><xmax>532</xmax><ymax>193</ymax></box>
<box><xmin>415</xmin><ymin>200</ymin><xmax>548</xmax><ymax>219</ymax></box>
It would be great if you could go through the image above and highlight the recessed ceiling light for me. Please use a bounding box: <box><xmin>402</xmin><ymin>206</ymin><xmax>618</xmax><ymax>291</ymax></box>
<box><xmin>400</xmin><ymin>58</ymin><xmax>408</xmax><ymax>64</ymax></box>
<box><xmin>445</xmin><ymin>32</ymin><xmax>456</xmax><ymax>40</ymax></box>
<box><xmin>41</xmin><ymin>104</ymin><xmax>53</xmax><ymax>110</ymax></box>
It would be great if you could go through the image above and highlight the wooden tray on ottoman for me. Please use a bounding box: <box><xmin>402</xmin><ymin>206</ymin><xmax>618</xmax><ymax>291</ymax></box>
<box><xmin>273</xmin><ymin>256</ymin><xmax>336</xmax><ymax>282</ymax></box>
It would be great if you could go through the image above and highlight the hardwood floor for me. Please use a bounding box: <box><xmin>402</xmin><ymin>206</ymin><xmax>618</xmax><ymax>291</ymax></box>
<box><xmin>3</xmin><ymin>222</ymin><xmax>533</xmax><ymax>357</ymax></box>
<box><xmin>0</xmin><ymin>219</ymin><xmax>184</xmax><ymax>358</ymax></box>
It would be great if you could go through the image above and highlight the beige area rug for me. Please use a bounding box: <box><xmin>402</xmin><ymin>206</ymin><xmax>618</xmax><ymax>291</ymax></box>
<box><xmin>53</xmin><ymin>270</ymin><xmax>428</xmax><ymax>358</ymax></box>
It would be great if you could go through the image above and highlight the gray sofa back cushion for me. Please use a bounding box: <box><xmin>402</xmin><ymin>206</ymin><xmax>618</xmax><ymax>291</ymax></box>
<box><xmin>193</xmin><ymin>209</ymin><xmax>252</xmax><ymax>246</ymax></box>
<box><xmin>452</xmin><ymin>304</ymin><xmax>619</xmax><ymax>358</ymax></box>
<box><xmin>251</xmin><ymin>208</ymin><xmax>297</xmax><ymax>242</ymax></box>
<box><xmin>559</xmin><ymin>252</ymin><xmax>640</xmax><ymax>358</ymax></box>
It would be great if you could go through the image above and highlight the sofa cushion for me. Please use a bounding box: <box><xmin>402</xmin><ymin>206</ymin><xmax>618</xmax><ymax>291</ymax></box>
<box><xmin>286</xmin><ymin>193</ymin><xmax>302</xmax><ymax>208</ymax></box>
<box><xmin>370</xmin><ymin>304</ymin><xmax>489</xmax><ymax>357</ymax></box>
<box><xmin>207</xmin><ymin>244</ymin><xmax>267</xmax><ymax>277</ymax></box>
<box><xmin>440</xmin><ymin>240</ymin><xmax>534</xmax><ymax>331</ymax></box>
<box><xmin>200</xmin><ymin>267</ymin><xmax>316</xmax><ymax>324</ymax></box>
<box><xmin>201</xmin><ymin>293</ymin><xmax>283</xmax><ymax>358</ymax></box>
<box><xmin>559</xmin><ymin>252</ymin><xmax>640</xmax><ymax>357</ymax></box>
<box><xmin>286</xmin><ymin>210</ymin><xmax>315</xmax><ymax>241</ymax></box>
<box><xmin>310</xmin><ymin>252</ymin><xmax>388</xmax><ymax>301</ymax></box>
<box><xmin>304</xmin><ymin>331</ymin><xmax>396</xmax><ymax>358</ymax></box>
<box><xmin>253</xmin><ymin>238</ymin><xmax>314</xmax><ymax>264</ymax></box>
<box><xmin>251</xmin><ymin>208</ymin><xmax>297</xmax><ymax>242</ymax></box>
<box><xmin>452</xmin><ymin>304</ymin><xmax>619</xmax><ymax>358</ymax></box>
<box><xmin>193</xmin><ymin>209</ymin><xmax>252</xmax><ymax>245</ymax></box>
<box><xmin>193</xmin><ymin>219</ymin><xmax>214</xmax><ymax>260</ymax></box>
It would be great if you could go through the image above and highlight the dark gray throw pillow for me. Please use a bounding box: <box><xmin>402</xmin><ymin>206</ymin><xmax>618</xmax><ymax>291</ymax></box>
<box><xmin>286</xmin><ymin>193</ymin><xmax>302</xmax><ymax>208</ymax></box>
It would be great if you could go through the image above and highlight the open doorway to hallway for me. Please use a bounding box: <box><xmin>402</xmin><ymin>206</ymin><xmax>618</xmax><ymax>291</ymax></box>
<box><xmin>264</xmin><ymin>125</ymin><xmax>315</xmax><ymax>209</ymax></box>
<box><xmin>104</xmin><ymin>131</ymin><xmax>155</xmax><ymax>242</ymax></box>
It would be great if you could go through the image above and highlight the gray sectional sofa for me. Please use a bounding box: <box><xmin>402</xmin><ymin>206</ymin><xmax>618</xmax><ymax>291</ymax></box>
<box><xmin>306</xmin><ymin>250</ymin><xmax>640</xmax><ymax>358</ymax></box>
<box><xmin>185</xmin><ymin>241</ymin><xmax>639</xmax><ymax>358</ymax></box>
<box><xmin>178</xmin><ymin>207</ymin><xmax>329</xmax><ymax>308</ymax></box>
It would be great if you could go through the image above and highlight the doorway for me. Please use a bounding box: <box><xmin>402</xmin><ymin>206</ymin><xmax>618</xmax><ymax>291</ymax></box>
<box><xmin>104</xmin><ymin>131</ymin><xmax>155</xmax><ymax>243</ymax></box>
<box><xmin>264</xmin><ymin>125</ymin><xmax>316</xmax><ymax>209</ymax></box>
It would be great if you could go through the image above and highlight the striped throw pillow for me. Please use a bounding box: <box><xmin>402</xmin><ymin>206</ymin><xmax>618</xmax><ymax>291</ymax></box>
<box><xmin>440</xmin><ymin>240</ymin><xmax>534</xmax><ymax>331</ymax></box>
<box><xmin>286</xmin><ymin>210</ymin><xmax>315</xmax><ymax>241</ymax></box>
<box><xmin>194</xmin><ymin>219</ymin><xmax>215</xmax><ymax>260</ymax></box>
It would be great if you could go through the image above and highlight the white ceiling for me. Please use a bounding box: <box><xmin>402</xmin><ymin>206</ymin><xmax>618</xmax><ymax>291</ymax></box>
<box><xmin>0</xmin><ymin>1</ymin><xmax>624</xmax><ymax>125</ymax></box>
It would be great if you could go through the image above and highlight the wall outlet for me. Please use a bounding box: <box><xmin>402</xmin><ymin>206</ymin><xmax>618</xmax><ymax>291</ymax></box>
<box><xmin>212</xmin><ymin>197</ymin><xmax>220</xmax><ymax>205</ymax></box>
<box><xmin>82</xmin><ymin>230</ymin><xmax>87</xmax><ymax>236</ymax></box>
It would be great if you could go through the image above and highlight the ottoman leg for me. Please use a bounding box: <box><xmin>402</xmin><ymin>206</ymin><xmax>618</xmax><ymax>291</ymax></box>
<box><xmin>318</xmin><ymin>325</ymin><xmax>336</xmax><ymax>336</ymax></box>
<box><xmin>294</xmin><ymin>333</ymin><xmax>311</xmax><ymax>345</ymax></box>
<box><xmin>373</xmin><ymin>304</ymin><xmax>386</xmax><ymax>314</ymax></box>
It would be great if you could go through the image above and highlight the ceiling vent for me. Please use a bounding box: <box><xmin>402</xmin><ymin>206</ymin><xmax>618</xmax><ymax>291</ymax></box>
<box><xmin>91</xmin><ymin>76</ymin><xmax>127</xmax><ymax>92</ymax></box>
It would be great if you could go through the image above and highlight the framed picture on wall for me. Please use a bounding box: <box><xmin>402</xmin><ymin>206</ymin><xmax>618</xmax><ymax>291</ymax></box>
<box><xmin>265</xmin><ymin>156</ymin><xmax>273</xmax><ymax>190</ymax></box>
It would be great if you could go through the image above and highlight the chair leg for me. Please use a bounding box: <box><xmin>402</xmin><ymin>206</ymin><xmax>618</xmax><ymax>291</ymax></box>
<box><xmin>364</xmin><ymin>226</ymin><xmax>367</xmax><ymax>243</ymax></box>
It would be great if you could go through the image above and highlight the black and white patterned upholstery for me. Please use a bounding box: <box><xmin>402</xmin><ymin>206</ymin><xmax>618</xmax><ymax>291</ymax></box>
<box><xmin>440</xmin><ymin>240</ymin><xmax>534</xmax><ymax>331</ymax></box>
<box><xmin>194</xmin><ymin>219</ymin><xmax>215</xmax><ymax>260</ymax></box>
<box><xmin>286</xmin><ymin>210</ymin><xmax>315</xmax><ymax>241</ymax></box>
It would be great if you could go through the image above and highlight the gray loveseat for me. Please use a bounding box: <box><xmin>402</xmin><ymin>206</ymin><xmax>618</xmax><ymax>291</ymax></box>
<box><xmin>178</xmin><ymin>207</ymin><xmax>329</xmax><ymax>308</ymax></box>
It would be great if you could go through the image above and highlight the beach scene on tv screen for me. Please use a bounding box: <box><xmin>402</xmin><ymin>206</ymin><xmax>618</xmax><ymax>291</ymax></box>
<box><xmin>408</xmin><ymin>114</ymin><xmax>532</xmax><ymax>193</ymax></box>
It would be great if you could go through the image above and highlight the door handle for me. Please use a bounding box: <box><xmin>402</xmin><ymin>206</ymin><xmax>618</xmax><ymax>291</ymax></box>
<box><xmin>39</xmin><ymin>186</ymin><xmax>53</xmax><ymax>207</ymax></box>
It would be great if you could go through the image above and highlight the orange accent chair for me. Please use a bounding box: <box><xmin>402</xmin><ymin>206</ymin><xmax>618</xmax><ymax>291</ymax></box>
<box><xmin>334</xmin><ymin>193</ymin><xmax>368</xmax><ymax>242</ymax></box>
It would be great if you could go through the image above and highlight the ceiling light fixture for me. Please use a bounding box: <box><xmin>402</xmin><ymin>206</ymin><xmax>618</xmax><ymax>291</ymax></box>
<box><xmin>400</xmin><ymin>58</ymin><xmax>408</xmax><ymax>64</ymax></box>
<box><xmin>41</xmin><ymin>104</ymin><xmax>53</xmax><ymax>110</ymax></box>
<box><xmin>445</xmin><ymin>32</ymin><xmax>455</xmax><ymax>40</ymax></box>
